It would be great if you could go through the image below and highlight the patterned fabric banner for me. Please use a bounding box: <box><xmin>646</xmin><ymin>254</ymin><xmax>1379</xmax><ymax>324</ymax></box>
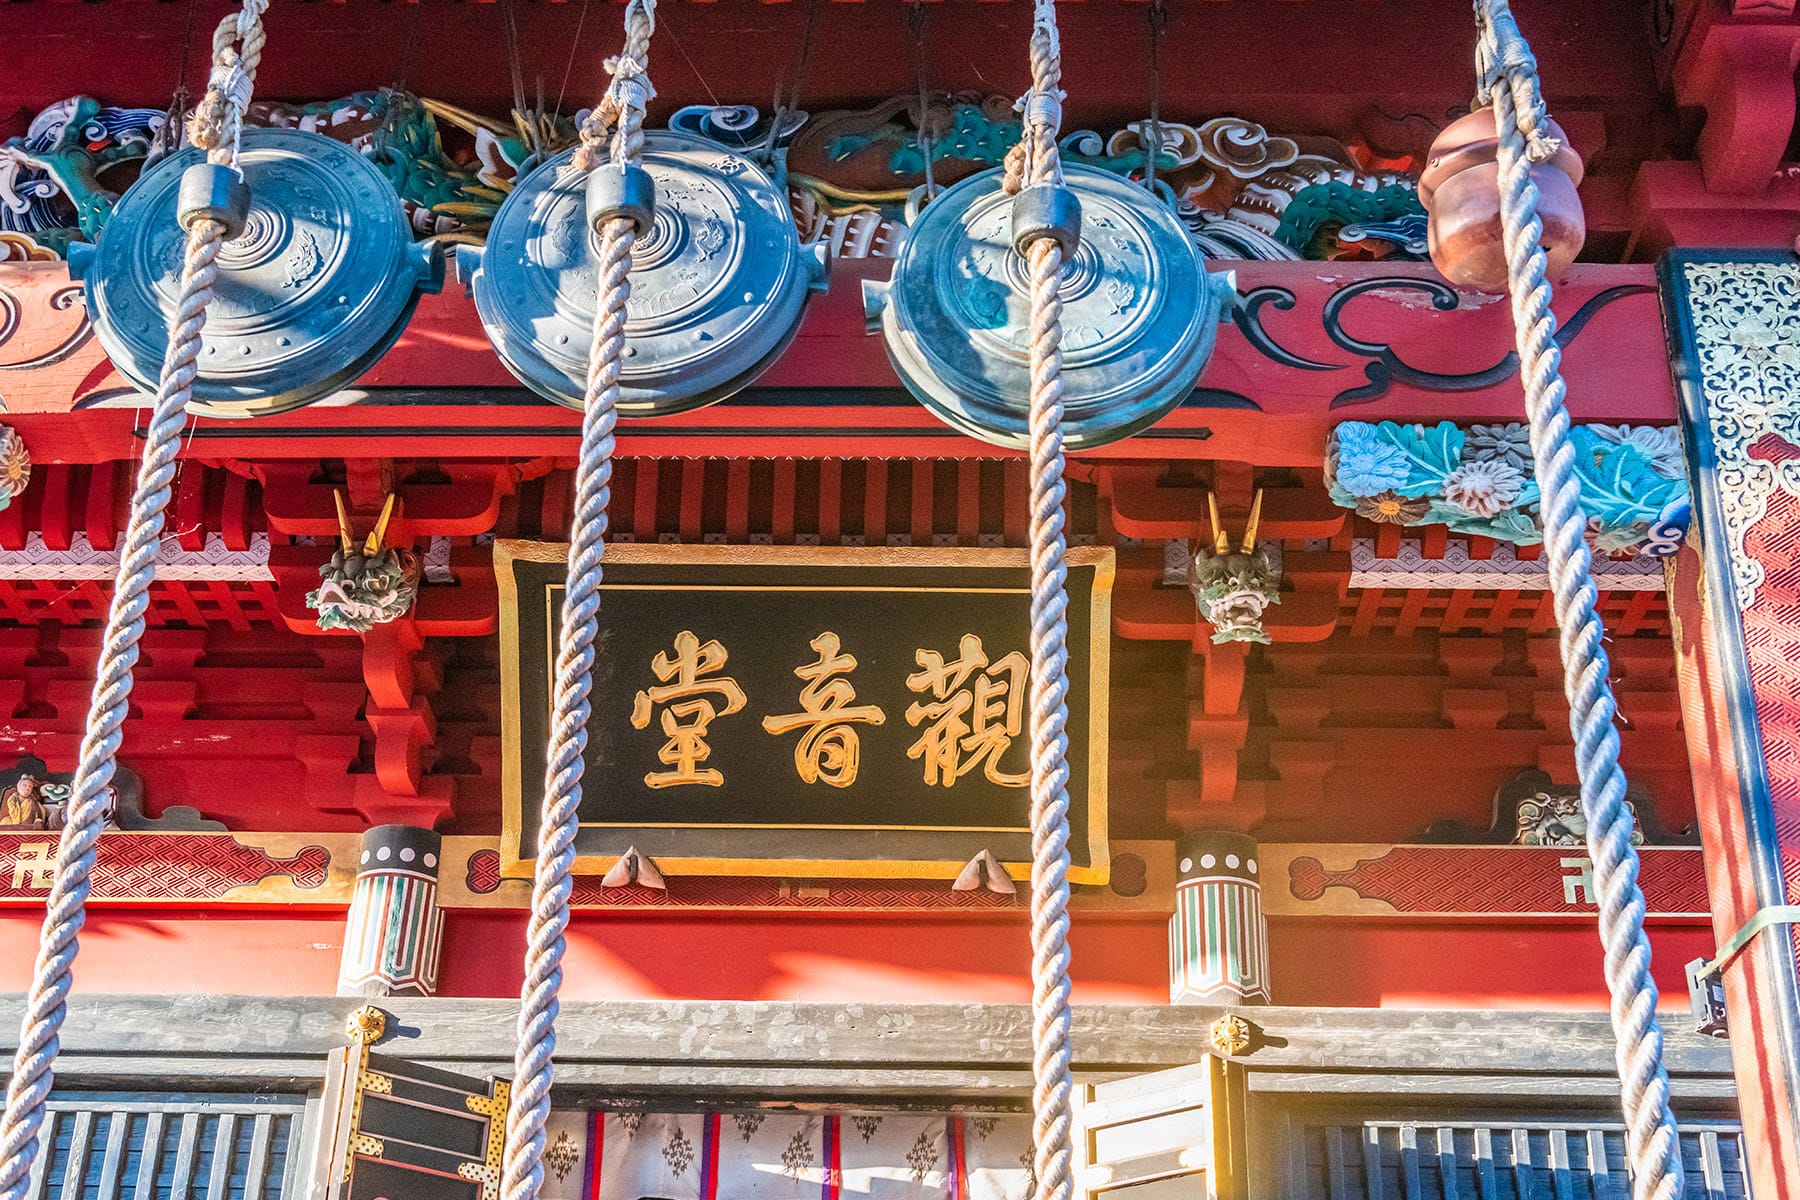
<box><xmin>556</xmin><ymin>1111</ymin><xmax>1033</xmax><ymax>1200</ymax></box>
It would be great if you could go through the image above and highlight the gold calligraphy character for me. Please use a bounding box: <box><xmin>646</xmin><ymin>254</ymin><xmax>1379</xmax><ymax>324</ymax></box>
<box><xmin>630</xmin><ymin>630</ymin><xmax>747</xmax><ymax>788</ymax></box>
<box><xmin>904</xmin><ymin>634</ymin><xmax>1029</xmax><ymax>788</ymax></box>
<box><xmin>762</xmin><ymin>632</ymin><xmax>887</xmax><ymax>787</ymax></box>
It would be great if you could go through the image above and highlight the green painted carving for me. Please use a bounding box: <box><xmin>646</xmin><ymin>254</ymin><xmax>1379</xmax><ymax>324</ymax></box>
<box><xmin>1274</xmin><ymin>181</ymin><xmax>1423</xmax><ymax>256</ymax></box>
<box><xmin>1325</xmin><ymin>420</ymin><xmax>1691</xmax><ymax>556</ymax></box>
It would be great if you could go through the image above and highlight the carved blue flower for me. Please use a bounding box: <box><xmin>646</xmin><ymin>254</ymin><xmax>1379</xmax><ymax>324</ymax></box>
<box><xmin>1331</xmin><ymin>424</ymin><xmax>1411</xmax><ymax>497</ymax></box>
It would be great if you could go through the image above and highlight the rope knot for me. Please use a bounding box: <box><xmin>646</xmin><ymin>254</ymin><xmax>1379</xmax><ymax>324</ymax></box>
<box><xmin>188</xmin><ymin>52</ymin><xmax>253</xmax><ymax>155</ymax></box>
<box><xmin>1522</xmin><ymin>129</ymin><xmax>1562</xmax><ymax>165</ymax></box>
<box><xmin>602</xmin><ymin>64</ymin><xmax>656</xmax><ymax>117</ymax></box>
<box><xmin>1015</xmin><ymin>88</ymin><xmax>1065</xmax><ymax>137</ymax></box>
<box><xmin>207</xmin><ymin>56</ymin><xmax>256</xmax><ymax>117</ymax></box>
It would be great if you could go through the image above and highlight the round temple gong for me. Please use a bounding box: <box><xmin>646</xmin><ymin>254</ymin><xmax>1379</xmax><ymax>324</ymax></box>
<box><xmin>465</xmin><ymin>129</ymin><xmax>827</xmax><ymax>414</ymax></box>
<box><xmin>870</xmin><ymin>164</ymin><xmax>1234</xmax><ymax>451</ymax></box>
<box><xmin>70</xmin><ymin>128</ymin><xmax>443</xmax><ymax>419</ymax></box>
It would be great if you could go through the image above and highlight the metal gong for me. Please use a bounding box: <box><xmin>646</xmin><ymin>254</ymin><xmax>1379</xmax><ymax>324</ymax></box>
<box><xmin>868</xmin><ymin>164</ymin><xmax>1234</xmax><ymax>451</ymax></box>
<box><xmin>463</xmin><ymin>130</ymin><xmax>827</xmax><ymax>414</ymax></box>
<box><xmin>68</xmin><ymin>128</ymin><xmax>442</xmax><ymax>419</ymax></box>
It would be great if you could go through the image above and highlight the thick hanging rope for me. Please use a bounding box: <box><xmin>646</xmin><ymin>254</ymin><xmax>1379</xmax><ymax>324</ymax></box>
<box><xmin>1003</xmin><ymin>9</ymin><xmax>1076</xmax><ymax>1200</ymax></box>
<box><xmin>501</xmin><ymin>8</ymin><xmax>653</xmax><ymax>1200</ymax></box>
<box><xmin>1476</xmin><ymin>3</ymin><xmax>1683</xmax><ymax>1197</ymax></box>
<box><xmin>0</xmin><ymin>6</ymin><xmax>267</xmax><ymax>1197</ymax></box>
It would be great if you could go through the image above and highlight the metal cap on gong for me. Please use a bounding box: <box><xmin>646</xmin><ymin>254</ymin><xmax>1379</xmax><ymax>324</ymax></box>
<box><xmin>869</xmin><ymin>164</ymin><xmax>1233</xmax><ymax>451</ymax></box>
<box><xmin>465</xmin><ymin>130</ymin><xmax>827</xmax><ymax>415</ymax></box>
<box><xmin>70</xmin><ymin>128</ymin><xmax>443</xmax><ymax>419</ymax></box>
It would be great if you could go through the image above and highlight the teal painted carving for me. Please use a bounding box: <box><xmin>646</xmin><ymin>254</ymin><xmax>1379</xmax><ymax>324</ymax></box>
<box><xmin>1274</xmin><ymin>181</ymin><xmax>1424</xmax><ymax>256</ymax></box>
<box><xmin>797</xmin><ymin>96</ymin><xmax>1021</xmax><ymax>198</ymax></box>
<box><xmin>1325</xmin><ymin>420</ymin><xmax>1691</xmax><ymax>556</ymax></box>
<box><xmin>1</xmin><ymin>96</ymin><xmax>168</xmax><ymax>254</ymax></box>
<box><xmin>307</xmin><ymin>495</ymin><xmax>420</xmax><ymax>633</ymax></box>
<box><xmin>248</xmin><ymin>90</ymin><xmax>549</xmax><ymax>239</ymax></box>
<box><xmin>1058</xmin><ymin>128</ymin><xmax>1180</xmax><ymax>179</ymax></box>
<box><xmin>884</xmin><ymin>102</ymin><xmax>1021</xmax><ymax>175</ymax></box>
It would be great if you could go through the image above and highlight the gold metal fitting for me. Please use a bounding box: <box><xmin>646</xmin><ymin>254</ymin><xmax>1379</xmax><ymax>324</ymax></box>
<box><xmin>346</xmin><ymin>1005</ymin><xmax>388</xmax><ymax>1046</ymax></box>
<box><xmin>1209</xmin><ymin>1013</ymin><xmax>1254</xmax><ymax>1057</ymax></box>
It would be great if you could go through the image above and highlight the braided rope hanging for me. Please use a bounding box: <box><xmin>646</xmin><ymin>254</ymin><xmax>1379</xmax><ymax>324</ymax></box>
<box><xmin>1475</xmin><ymin>2</ymin><xmax>1683</xmax><ymax>1197</ymax></box>
<box><xmin>1002</xmin><ymin>8</ymin><xmax>1077</xmax><ymax>1200</ymax></box>
<box><xmin>0</xmin><ymin>5</ymin><xmax>269</xmax><ymax>1196</ymax></box>
<box><xmin>501</xmin><ymin>7</ymin><xmax>654</xmax><ymax>1200</ymax></box>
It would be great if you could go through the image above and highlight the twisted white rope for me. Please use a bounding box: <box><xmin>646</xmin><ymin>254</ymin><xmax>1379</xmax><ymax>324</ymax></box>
<box><xmin>500</xmin><ymin>7</ymin><xmax>652</xmax><ymax>1200</ymax></box>
<box><xmin>1477</xmin><ymin>3</ymin><xmax>1683</xmax><ymax>1197</ymax></box>
<box><xmin>0</xmin><ymin>5</ymin><xmax>267</xmax><ymax>1196</ymax></box>
<box><xmin>1006</xmin><ymin>9</ymin><xmax>1076</xmax><ymax>1200</ymax></box>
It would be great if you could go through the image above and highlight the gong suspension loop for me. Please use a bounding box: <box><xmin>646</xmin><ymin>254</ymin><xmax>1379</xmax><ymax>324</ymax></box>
<box><xmin>0</xmin><ymin>0</ymin><xmax>269</xmax><ymax>1196</ymax></box>
<box><xmin>1002</xmin><ymin>7</ymin><xmax>1077</xmax><ymax>1200</ymax></box>
<box><xmin>1474</xmin><ymin>2</ymin><xmax>1683</xmax><ymax>1198</ymax></box>
<box><xmin>908</xmin><ymin>0</ymin><xmax>938</xmax><ymax>200</ymax></box>
<box><xmin>502</xmin><ymin>7</ymin><xmax>654</xmax><ymax>1200</ymax></box>
<box><xmin>761</xmin><ymin>0</ymin><xmax>821</xmax><ymax>167</ymax></box>
<box><xmin>1144</xmin><ymin>0</ymin><xmax>1167</xmax><ymax>197</ymax></box>
<box><xmin>501</xmin><ymin>0</ymin><xmax>540</xmax><ymax>164</ymax></box>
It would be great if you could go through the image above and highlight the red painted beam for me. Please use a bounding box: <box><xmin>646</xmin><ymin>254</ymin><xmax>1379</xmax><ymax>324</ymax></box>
<box><xmin>1</xmin><ymin>258</ymin><xmax>1676</xmax><ymax>464</ymax></box>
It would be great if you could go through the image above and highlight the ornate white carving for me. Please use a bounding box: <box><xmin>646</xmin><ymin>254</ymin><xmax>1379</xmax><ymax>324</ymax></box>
<box><xmin>0</xmin><ymin>532</ymin><xmax>272</xmax><ymax>580</ymax></box>
<box><xmin>1351</xmin><ymin>537</ymin><xmax>1664</xmax><ymax>591</ymax></box>
<box><xmin>423</xmin><ymin>535</ymin><xmax>454</xmax><ymax>583</ymax></box>
<box><xmin>0</xmin><ymin>426</ymin><xmax>29</xmax><ymax>509</ymax></box>
<box><xmin>1681</xmin><ymin>261</ymin><xmax>1800</xmax><ymax>608</ymax></box>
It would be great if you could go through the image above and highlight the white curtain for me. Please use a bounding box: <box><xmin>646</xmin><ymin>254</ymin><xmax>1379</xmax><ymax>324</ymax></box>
<box><xmin>542</xmin><ymin>1110</ymin><xmax>1035</xmax><ymax>1200</ymax></box>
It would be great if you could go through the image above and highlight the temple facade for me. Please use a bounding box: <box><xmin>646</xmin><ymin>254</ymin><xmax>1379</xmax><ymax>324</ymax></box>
<box><xmin>1</xmin><ymin>0</ymin><xmax>1797</xmax><ymax>1196</ymax></box>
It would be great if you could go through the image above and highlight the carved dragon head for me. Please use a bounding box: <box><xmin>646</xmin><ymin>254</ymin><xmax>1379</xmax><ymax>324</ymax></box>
<box><xmin>1189</xmin><ymin>490</ymin><xmax>1282</xmax><ymax>645</ymax></box>
<box><xmin>306</xmin><ymin>493</ymin><xmax>420</xmax><ymax>633</ymax></box>
<box><xmin>1515</xmin><ymin>789</ymin><xmax>1645</xmax><ymax>848</ymax></box>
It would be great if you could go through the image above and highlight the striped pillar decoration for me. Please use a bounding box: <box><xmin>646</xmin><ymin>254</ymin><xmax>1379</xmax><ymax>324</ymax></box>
<box><xmin>1169</xmin><ymin>831</ymin><xmax>1270</xmax><ymax>1005</ymax></box>
<box><xmin>337</xmin><ymin>824</ymin><xmax>445</xmax><ymax>997</ymax></box>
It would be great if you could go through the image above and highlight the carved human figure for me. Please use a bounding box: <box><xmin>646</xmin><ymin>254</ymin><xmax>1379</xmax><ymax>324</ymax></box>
<box><xmin>0</xmin><ymin>775</ymin><xmax>49</xmax><ymax>830</ymax></box>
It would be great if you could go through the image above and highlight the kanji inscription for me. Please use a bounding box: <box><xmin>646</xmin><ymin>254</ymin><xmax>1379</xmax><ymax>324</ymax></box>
<box><xmin>496</xmin><ymin>543</ymin><xmax>1113</xmax><ymax>882</ymax></box>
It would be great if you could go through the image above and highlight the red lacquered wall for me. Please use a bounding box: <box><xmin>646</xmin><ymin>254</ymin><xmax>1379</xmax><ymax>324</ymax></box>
<box><xmin>1269</xmin><ymin>919</ymin><xmax>1714</xmax><ymax>1010</ymax></box>
<box><xmin>0</xmin><ymin>907</ymin><xmax>1713</xmax><ymax>1011</ymax></box>
<box><xmin>0</xmin><ymin>909</ymin><xmax>345</xmax><ymax>995</ymax></box>
<box><xmin>435</xmin><ymin>913</ymin><xmax>1173</xmax><ymax>1004</ymax></box>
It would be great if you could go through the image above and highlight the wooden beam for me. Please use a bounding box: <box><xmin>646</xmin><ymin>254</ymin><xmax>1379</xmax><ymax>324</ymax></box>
<box><xmin>0</xmin><ymin>260</ymin><xmax>1675</xmax><ymax>466</ymax></box>
<box><xmin>0</xmin><ymin>994</ymin><xmax>1736</xmax><ymax>1101</ymax></box>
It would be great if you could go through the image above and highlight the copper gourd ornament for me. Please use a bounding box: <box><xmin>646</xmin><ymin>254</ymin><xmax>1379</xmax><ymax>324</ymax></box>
<box><xmin>1418</xmin><ymin>109</ymin><xmax>1585</xmax><ymax>293</ymax></box>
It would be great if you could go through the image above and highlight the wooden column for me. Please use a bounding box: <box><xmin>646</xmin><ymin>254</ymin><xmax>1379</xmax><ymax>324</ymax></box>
<box><xmin>337</xmin><ymin>824</ymin><xmax>445</xmax><ymax>997</ymax></box>
<box><xmin>1169</xmin><ymin>832</ymin><xmax>1269</xmax><ymax>1005</ymax></box>
<box><xmin>1663</xmin><ymin>250</ymin><xmax>1800</xmax><ymax>1198</ymax></box>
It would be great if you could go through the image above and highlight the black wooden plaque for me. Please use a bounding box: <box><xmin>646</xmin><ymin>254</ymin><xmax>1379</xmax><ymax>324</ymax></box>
<box><xmin>497</xmin><ymin>543</ymin><xmax>1112</xmax><ymax>883</ymax></box>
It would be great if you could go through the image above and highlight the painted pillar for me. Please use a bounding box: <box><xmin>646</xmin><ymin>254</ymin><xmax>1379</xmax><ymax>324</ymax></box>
<box><xmin>1169</xmin><ymin>831</ymin><xmax>1270</xmax><ymax>1004</ymax></box>
<box><xmin>1663</xmin><ymin>250</ymin><xmax>1800</xmax><ymax>1198</ymax></box>
<box><xmin>337</xmin><ymin>824</ymin><xmax>445</xmax><ymax>997</ymax></box>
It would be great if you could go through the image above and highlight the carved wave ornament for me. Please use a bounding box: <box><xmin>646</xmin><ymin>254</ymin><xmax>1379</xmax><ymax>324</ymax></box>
<box><xmin>1324</xmin><ymin>419</ymin><xmax>1691</xmax><ymax>558</ymax></box>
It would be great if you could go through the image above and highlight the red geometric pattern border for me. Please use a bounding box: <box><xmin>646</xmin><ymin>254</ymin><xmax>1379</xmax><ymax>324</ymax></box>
<box><xmin>0</xmin><ymin>832</ymin><xmax>334</xmax><ymax>905</ymax></box>
<box><xmin>1735</xmin><ymin>488</ymin><xmax>1800</xmax><ymax>956</ymax></box>
<box><xmin>1279</xmin><ymin>845</ymin><xmax>1708</xmax><ymax>918</ymax></box>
